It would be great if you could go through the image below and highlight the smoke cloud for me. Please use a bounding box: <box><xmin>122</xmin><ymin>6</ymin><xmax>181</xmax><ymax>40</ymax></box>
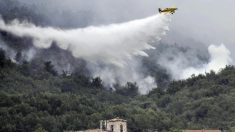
<box><xmin>158</xmin><ymin>44</ymin><xmax>232</xmax><ymax>80</ymax></box>
<box><xmin>0</xmin><ymin>38</ymin><xmax>16</xmax><ymax>61</ymax></box>
<box><xmin>0</xmin><ymin>14</ymin><xmax>170</xmax><ymax>94</ymax></box>
<box><xmin>181</xmin><ymin>44</ymin><xmax>232</xmax><ymax>79</ymax></box>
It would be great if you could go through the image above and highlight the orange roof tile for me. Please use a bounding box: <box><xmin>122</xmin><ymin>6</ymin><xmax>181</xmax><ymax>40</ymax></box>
<box><xmin>182</xmin><ymin>130</ymin><xmax>221</xmax><ymax>132</ymax></box>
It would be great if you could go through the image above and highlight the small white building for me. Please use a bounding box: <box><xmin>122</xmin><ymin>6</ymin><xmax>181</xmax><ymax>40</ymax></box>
<box><xmin>100</xmin><ymin>117</ymin><xmax>127</xmax><ymax>132</ymax></box>
<box><xmin>78</xmin><ymin>117</ymin><xmax>127</xmax><ymax>132</ymax></box>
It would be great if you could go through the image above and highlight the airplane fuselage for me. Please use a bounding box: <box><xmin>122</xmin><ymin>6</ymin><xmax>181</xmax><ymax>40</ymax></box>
<box><xmin>159</xmin><ymin>7</ymin><xmax>178</xmax><ymax>14</ymax></box>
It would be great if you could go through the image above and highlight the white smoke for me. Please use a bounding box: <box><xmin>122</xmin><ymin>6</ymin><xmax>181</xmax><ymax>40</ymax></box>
<box><xmin>22</xmin><ymin>47</ymin><xmax>37</xmax><ymax>62</ymax></box>
<box><xmin>0</xmin><ymin>38</ymin><xmax>16</xmax><ymax>61</ymax></box>
<box><xmin>159</xmin><ymin>44</ymin><xmax>232</xmax><ymax>80</ymax></box>
<box><xmin>0</xmin><ymin>37</ymin><xmax>37</xmax><ymax>63</ymax></box>
<box><xmin>0</xmin><ymin>14</ymin><xmax>170</xmax><ymax>94</ymax></box>
<box><xmin>181</xmin><ymin>44</ymin><xmax>232</xmax><ymax>79</ymax></box>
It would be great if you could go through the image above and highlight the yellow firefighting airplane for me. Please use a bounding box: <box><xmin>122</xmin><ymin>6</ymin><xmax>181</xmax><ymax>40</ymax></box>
<box><xmin>159</xmin><ymin>6</ymin><xmax>178</xmax><ymax>14</ymax></box>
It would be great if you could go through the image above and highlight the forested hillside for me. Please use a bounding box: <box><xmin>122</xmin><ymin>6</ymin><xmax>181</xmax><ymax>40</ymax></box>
<box><xmin>0</xmin><ymin>49</ymin><xmax>235</xmax><ymax>132</ymax></box>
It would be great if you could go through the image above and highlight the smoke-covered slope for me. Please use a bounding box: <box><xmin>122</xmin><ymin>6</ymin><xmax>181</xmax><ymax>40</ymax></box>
<box><xmin>0</xmin><ymin>0</ymin><xmax>233</xmax><ymax>94</ymax></box>
<box><xmin>0</xmin><ymin>56</ymin><xmax>235</xmax><ymax>131</ymax></box>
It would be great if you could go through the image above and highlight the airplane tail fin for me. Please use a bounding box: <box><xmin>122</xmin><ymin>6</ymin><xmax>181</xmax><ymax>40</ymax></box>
<box><xmin>158</xmin><ymin>8</ymin><xmax>162</xmax><ymax>13</ymax></box>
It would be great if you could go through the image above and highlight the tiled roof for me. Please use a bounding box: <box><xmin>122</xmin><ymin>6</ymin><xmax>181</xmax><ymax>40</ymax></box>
<box><xmin>182</xmin><ymin>130</ymin><xmax>221</xmax><ymax>132</ymax></box>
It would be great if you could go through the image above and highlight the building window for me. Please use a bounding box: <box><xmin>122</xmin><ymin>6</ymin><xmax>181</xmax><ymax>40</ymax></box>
<box><xmin>120</xmin><ymin>124</ymin><xmax>123</xmax><ymax>132</ymax></box>
<box><xmin>111</xmin><ymin>125</ymin><xmax>114</xmax><ymax>132</ymax></box>
<box><xmin>102</xmin><ymin>122</ymin><xmax>106</xmax><ymax>130</ymax></box>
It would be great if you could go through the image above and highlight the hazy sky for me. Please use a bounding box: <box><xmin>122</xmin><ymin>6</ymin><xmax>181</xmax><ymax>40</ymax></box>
<box><xmin>19</xmin><ymin>0</ymin><xmax>235</xmax><ymax>60</ymax></box>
